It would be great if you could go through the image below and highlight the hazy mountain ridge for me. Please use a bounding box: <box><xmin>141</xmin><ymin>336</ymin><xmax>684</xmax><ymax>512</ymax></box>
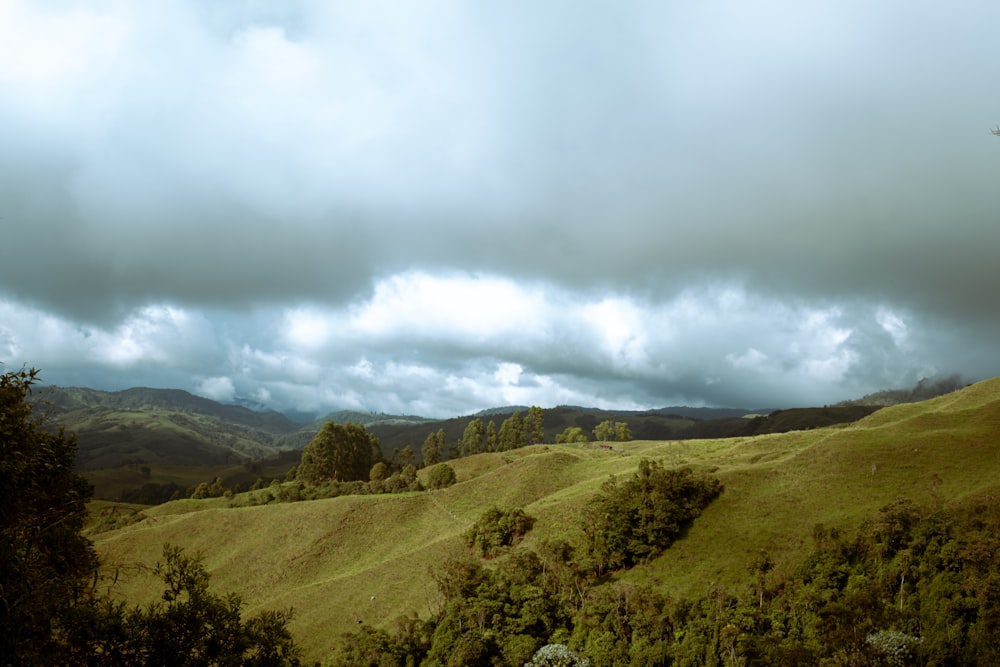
<box><xmin>38</xmin><ymin>379</ymin><xmax>959</xmax><ymax>475</ymax></box>
<box><xmin>35</xmin><ymin>386</ymin><xmax>305</xmax><ymax>470</ymax></box>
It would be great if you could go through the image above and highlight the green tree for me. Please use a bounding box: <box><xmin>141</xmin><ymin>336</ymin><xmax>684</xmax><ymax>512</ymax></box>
<box><xmin>497</xmin><ymin>411</ymin><xmax>525</xmax><ymax>451</ymax></box>
<box><xmin>0</xmin><ymin>368</ymin><xmax>99</xmax><ymax>665</ymax></box>
<box><xmin>66</xmin><ymin>544</ymin><xmax>301</xmax><ymax>666</ymax></box>
<box><xmin>614</xmin><ymin>421</ymin><xmax>632</xmax><ymax>442</ymax></box>
<box><xmin>298</xmin><ymin>422</ymin><xmax>383</xmax><ymax>484</ymax></box>
<box><xmin>464</xmin><ymin>506</ymin><xmax>536</xmax><ymax>558</ymax></box>
<box><xmin>426</xmin><ymin>462</ymin><xmax>457</xmax><ymax>489</ymax></box>
<box><xmin>556</xmin><ymin>426</ymin><xmax>589</xmax><ymax>443</ymax></box>
<box><xmin>592</xmin><ymin>420</ymin><xmax>615</xmax><ymax>442</ymax></box>
<box><xmin>526</xmin><ymin>406</ymin><xmax>546</xmax><ymax>444</ymax></box>
<box><xmin>486</xmin><ymin>419</ymin><xmax>498</xmax><ymax>452</ymax></box>
<box><xmin>421</xmin><ymin>430</ymin><xmax>443</xmax><ymax>467</ymax></box>
<box><xmin>460</xmin><ymin>418</ymin><xmax>485</xmax><ymax>456</ymax></box>
<box><xmin>584</xmin><ymin>460</ymin><xmax>723</xmax><ymax>573</ymax></box>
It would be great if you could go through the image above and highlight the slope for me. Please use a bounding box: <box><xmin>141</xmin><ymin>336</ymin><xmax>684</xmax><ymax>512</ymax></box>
<box><xmin>35</xmin><ymin>386</ymin><xmax>303</xmax><ymax>470</ymax></box>
<box><xmin>90</xmin><ymin>377</ymin><xmax>1000</xmax><ymax>663</ymax></box>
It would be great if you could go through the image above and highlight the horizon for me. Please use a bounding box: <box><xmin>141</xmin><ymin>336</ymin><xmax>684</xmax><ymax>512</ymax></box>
<box><xmin>3</xmin><ymin>1</ymin><xmax>999</xmax><ymax>419</ymax></box>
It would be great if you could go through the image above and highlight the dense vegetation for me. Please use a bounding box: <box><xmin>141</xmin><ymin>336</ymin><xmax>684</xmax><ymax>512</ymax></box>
<box><xmin>583</xmin><ymin>461</ymin><xmax>723</xmax><ymax>573</ymax></box>
<box><xmin>329</xmin><ymin>492</ymin><xmax>1000</xmax><ymax>666</ymax></box>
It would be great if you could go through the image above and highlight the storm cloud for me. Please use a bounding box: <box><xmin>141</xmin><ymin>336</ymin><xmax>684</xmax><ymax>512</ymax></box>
<box><xmin>1</xmin><ymin>0</ymin><xmax>998</xmax><ymax>417</ymax></box>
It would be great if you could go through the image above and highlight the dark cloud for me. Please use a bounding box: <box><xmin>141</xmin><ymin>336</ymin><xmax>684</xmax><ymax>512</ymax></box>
<box><xmin>1</xmin><ymin>1</ymin><xmax>999</xmax><ymax>416</ymax></box>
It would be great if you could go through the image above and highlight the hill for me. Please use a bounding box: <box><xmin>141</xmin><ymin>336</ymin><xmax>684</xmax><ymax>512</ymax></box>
<box><xmin>35</xmin><ymin>386</ymin><xmax>305</xmax><ymax>470</ymax></box>
<box><xmin>86</xmin><ymin>377</ymin><xmax>997</xmax><ymax>663</ymax></box>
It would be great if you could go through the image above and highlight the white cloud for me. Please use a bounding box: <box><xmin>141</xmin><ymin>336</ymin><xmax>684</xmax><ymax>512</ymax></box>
<box><xmin>196</xmin><ymin>376</ymin><xmax>236</xmax><ymax>402</ymax></box>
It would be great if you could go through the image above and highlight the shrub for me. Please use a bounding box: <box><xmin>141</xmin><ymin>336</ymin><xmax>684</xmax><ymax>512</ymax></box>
<box><xmin>464</xmin><ymin>506</ymin><xmax>536</xmax><ymax>558</ymax></box>
<box><xmin>583</xmin><ymin>460</ymin><xmax>722</xmax><ymax>572</ymax></box>
<box><xmin>426</xmin><ymin>463</ymin><xmax>457</xmax><ymax>489</ymax></box>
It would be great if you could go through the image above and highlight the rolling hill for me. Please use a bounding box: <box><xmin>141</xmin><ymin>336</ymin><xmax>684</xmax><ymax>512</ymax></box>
<box><xmin>87</xmin><ymin>377</ymin><xmax>1000</xmax><ymax>663</ymax></box>
<box><xmin>35</xmin><ymin>386</ymin><xmax>307</xmax><ymax>470</ymax></box>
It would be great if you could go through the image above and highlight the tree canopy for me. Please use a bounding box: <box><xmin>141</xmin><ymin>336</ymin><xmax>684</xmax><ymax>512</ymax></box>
<box><xmin>1</xmin><ymin>368</ymin><xmax>98</xmax><ymax>664</ymax></box>
<box><xmin>298</xmin><ymin>421</ymin><xmax>383</xmax><ymax>484</ymax></box>
<box><xmin>584</xmin><ymin>460</ymin><xmax>723</xmax><ymax>572</ymax></box>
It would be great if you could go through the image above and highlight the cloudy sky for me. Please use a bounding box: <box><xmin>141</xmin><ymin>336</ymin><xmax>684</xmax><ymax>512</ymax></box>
<box><xmin>2</xmin><ymin>0</ymin><xmax>998</xmax><ymax>418</ymax></box>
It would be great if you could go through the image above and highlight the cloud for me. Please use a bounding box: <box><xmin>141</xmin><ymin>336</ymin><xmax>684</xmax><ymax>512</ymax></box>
<box><xmin>2</xmin><ymin>1</ymin><xmax>999</xmax><ymax>416</ymax></box>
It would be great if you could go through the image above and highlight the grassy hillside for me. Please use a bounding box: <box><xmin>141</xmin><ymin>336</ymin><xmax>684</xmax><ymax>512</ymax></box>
<box><xmin>89</xmin><ymin>378</ymin><xmax>1000</xmax><ymax>663</ymax></box>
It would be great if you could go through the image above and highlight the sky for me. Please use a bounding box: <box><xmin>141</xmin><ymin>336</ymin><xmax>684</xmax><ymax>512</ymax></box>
<box><xmin>1</xmin><ymin>0</ymin><xmax>999</xmax><ymax>419</ymax></box>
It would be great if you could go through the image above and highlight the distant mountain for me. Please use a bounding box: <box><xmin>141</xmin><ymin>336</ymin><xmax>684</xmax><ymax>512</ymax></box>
<box><xmin>33</xmin><ymin>386</ymin><xmax>306</xmax><ymax>471</ymax></box>
<box><xmin>364</xmin><ymin>404</ymin><xmax>871</xmax><ymax>454</ymax></box>
<box><xmin>32</xmin><ymin>384</ymin><xmax>886</xmax><ymax>474</ymax></box>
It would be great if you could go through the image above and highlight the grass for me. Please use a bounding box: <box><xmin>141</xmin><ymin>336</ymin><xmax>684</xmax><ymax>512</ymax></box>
<box><xmin>91</xmin><ymin>377</ymin><xmax>1000</xmax><ymax>663</ymax></box>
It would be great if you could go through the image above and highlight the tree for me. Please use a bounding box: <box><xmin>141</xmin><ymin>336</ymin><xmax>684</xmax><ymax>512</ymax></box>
<box><xmin>526</xmin><ymin>406</ymin><xmax>546</xmax><ymax>444</ymax></box>
<box><xmin>526</xmin><ymin>643</ymin><xmax>592</xmax><ymax>666</ymax></box>
<box><xmin>486</xmin><ymin>420</ymin><xmax>498</xmax><ymax>452</ymax></box>
<box><xmin>298</xmin><ymin>422</ymin><xmax>382</xmax><ymax>484</ymax></box>
<box><xmin>459</xmin><ymin>418</ymin><xmax>485</xmax><ymax>456</ymax></box>
<box><xmin>593</xmin><ymin>420</ymin><xmax>615</xmax><ymax>442</ymax></box>
<box><xmin>555</xmin><ymin>426</ymin><xmax>588</xmax><ymax>443</ymax></box>
<box><xmin>421</xmin><ymin>430</ymin><xmax>443</xmax><ymax>467</ymax></box>
<box><xmin>464</xmin><ymin>506</ymin><xmax>536</xmax><ymax>558</ymax></box>
<box><xmin>1</xmin><ymin>367</ymin><xmax>98</xmax><ymax>664</ymax></box>
<box><xmin>426</xmin><ymin>463</ymin><xmax>457</xmax><ymax>489</ymax></box>
<box><xmin>614</xmin><ymin>421</ymin><xmax>632</xmax><ymax>442</ymax></box>
<box><xmin>497</xmin><ymin>412</ymin><xmax>525</xmax><ymax>451</ymax></box>
<box><xmin>583</xmin><ymin>460</ymin><xmax>723</xmax><ymax>572</ymax></box>
<box><xmin>65</xmin><ymin>544</ymin><xmax>301</xmax><ymax>666</ymax></box>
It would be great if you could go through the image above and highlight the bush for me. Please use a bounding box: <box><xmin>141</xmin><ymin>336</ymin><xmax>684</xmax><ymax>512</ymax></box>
<box><xmin>464</xmin><ymin>506</ymin><xmax>536</xmax><ymax>558</ymax></box>
<box><xmin>583</xmin><ymin>460</ymin><xmax>723</xmax><ymax>572</ymax></box>
<box><xmin>526</xmin><ymin>643</ymin><xmax>592</xmax><ymax>666</ymax></box>
<box><xmin>426</xmin><ymin>463</ymin><xmax>457</xmax><ymax>489</ymax></box>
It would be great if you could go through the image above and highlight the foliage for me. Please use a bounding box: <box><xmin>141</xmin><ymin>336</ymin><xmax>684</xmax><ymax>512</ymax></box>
<box><xmin>486</xmin><ymin>419</ymin><xmax>498</xmax><ymax>451</ymax></box>
<box><xmin>464</xmin><ymin>506</ymin><xmax>537</xmax><ymax>558</ymax></box>
<box><xmin>555</xmin><ymin>426</ymin><xmax>589</xmax><ymax>443</ymax></box>
<box><xmin>0</xmin><ymin>367</ymin><xmax>99</xmax><ymax>665</ymax></box>
<box><xmin>2</xmin><ymin>367</ymin><xmax>303</xmax><ymax>665</ymax></box>
<box><xmin>118</xmin><ymin>481</ymin><xmax>187</xmax><ymax>505</ymax></box>
<box><xmin>64</xmin><ymin>544</ymin><xmax>301</xmax><ymax>666</ymax></box>
<box><xmin>421</xmin><ymin>429</ymin><xmax>445</xmax><ymax>467</ymax></box>
<box><xmin>298</xmin><ymin>421</ymin><xmax>383</xmax><ymax>484</ymax></box>
<box><xmin>459</xmin><ymin>418</ymin><xmax>485</xmax><ymax>456</ymax></box>
<box><xmin>426</xmin><ymin>463</ymin><xmax>457</xmax><ymax>490</ymax></box>
<box><xmin>592</xmin><ymin>421</ymin><xmax>631</xmax><ymax>442</ymax></box>
<box><xmin>525</xmin><ymin>406</ymin><xmax>546</xmax><ymax>445</ymax></box>
<box><xmin>526</xmin><ymin>643</ymin><xmax>591</xmax><ymax>666</ymax></box>
<box><xmin>498</xmin><ymin>412</ymin><xmax>526</xmax><ymax>451</ymax></box>
<box><xmin>583</xmin><ymin>460</ymin><xmax>723</xmax><ymax>573</ymax></box>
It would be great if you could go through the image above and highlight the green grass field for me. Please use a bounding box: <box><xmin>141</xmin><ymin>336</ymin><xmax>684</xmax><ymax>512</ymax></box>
<box><xmin>91</xmin><ymin>377</ymin><xmax>1000</xmax><ymax>663</ymax></box>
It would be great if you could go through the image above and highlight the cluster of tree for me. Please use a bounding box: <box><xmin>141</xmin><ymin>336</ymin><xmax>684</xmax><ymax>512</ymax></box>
<box><xmin>592</xmin><ymin>420</ymin><xmax>632</xmax><ymax>442</ymax></box>
<box><xmin>419</xmin><ymin>407</ymin><xmax>548</xmax><ymax>465</ymax></box>
<box><xmin>330</xmin><ymin>459</ymin><xmax>724</xmax><ymax>665</ymax></box>
<box><xmin>463</xmin><ymin>506</ymin><xmax>537</xmax><ymax>559</ymax></box>
<box><xmin>583</xmin><ymin>461</ymin><xmax>723</xmax><ymax>573</ymax></box>
<box><xmin>0</xmin><ymin>368</ymin><xmax>301</xmax><ymax>665</ymax></box>
<box><xmin>555</xmin><ymin>420</ymin><xmax>633</xmax><ymax>444</ymax></box>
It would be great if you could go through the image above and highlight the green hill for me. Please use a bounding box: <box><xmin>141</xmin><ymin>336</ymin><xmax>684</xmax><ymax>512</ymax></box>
<box><xmin>35</xmin><ymin>386</ymin><xmax>305</xmax><ymax>470</ymax></box>
<box><xmin>87</xmin><ymin>377</ymin><xmax>1000</xmax><ymax>663</ymax></box>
